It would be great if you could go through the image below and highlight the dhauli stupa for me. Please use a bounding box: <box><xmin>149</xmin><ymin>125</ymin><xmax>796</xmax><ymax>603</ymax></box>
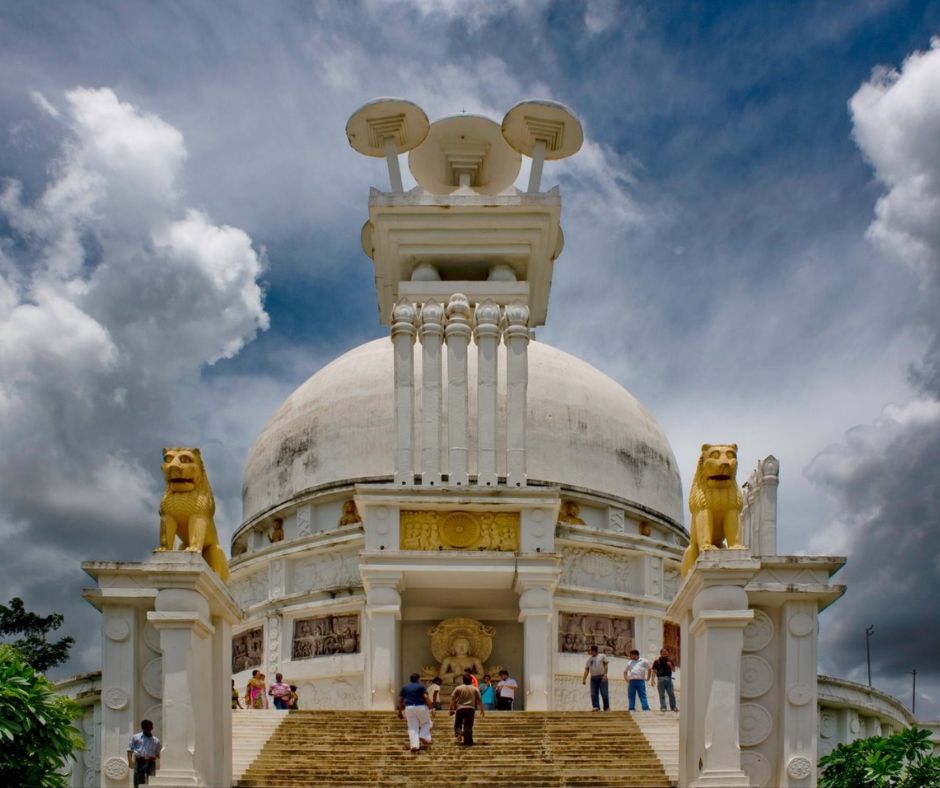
<box><xmin>58</xmin><ymin>98</ymin><xmax>933</xmax><ymax>788</ymax></box>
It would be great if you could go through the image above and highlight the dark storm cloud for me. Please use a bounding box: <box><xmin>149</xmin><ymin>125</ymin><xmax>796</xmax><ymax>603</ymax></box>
<box><xmin>813</xmin><ymin>39</ymin><xmax>940</xmax><ymax>715</ymax></box>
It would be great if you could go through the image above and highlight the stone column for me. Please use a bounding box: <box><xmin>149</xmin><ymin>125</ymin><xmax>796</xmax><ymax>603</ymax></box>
<box><xmin>778</xmin><ymin>600</ymin><xmax>820</xmax><ymax>787</ymax></box>
<box><xmin>504</xmin><ymin>301</ymin><xmax>529</xmax><ymax>488</ymax></box>
<box><xmin>515</xmin><ymin>559</ymin><xmax>560</xmax><ymax>711</ymax></box>
<box><xmin>668</xmin><ymin>553</ymin><xmax>760</xmax><ymax>788</ymax></box>
<box><xmin>474</xmin><ymin>300</ymin><xmax>501</xmax><ymax>487</ymax></box>
<box><xmin>362</xmin><ymin>572</ymin><xmax>403</xmax><ymax>710</ymax></box>
<box><xmin>418</xmin><ymin>301</ymin><xmax>445</xmax><ymax>486</ymax></box>
<box><xmin>391</xmin><ymin>298</ymin><xmax>418</xmax><ymax>486</ymax></box>
<box><xmin>148</xmin><ymin>588</ymin><xmax>212</xmax><ymax>786</ymax></box>
<box><xmin>83</xmin><ymin>552</ymin><xmax>242</xmax><ymax>788</ymax></box>
<box><xmin>756</xmin><ymin>456</ymin><xmax>779</xmax><ymax>556</ymax></box>
<box><xmin>445</xmin><ymin>293</ymin><xmax>472</xmax><ymax>487</ymax></box>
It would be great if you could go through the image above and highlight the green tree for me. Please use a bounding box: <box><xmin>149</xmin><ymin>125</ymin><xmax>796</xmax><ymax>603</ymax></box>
<box><xmin>819</xmin><ymin>726</ymin><xmax>940</xmax><ymax>788</ymax></box>
<box><xmin>0</xmin><ymin>644</ymin><xmax>83</xmax><ymax>788</ymax></box>
<box><xmin>0</xmin><ymin>597</ymin><xmax>74</xmax><ymax>672</ymax></box>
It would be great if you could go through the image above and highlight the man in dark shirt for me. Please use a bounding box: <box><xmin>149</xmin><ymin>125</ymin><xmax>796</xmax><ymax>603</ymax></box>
<box><xmin>397</xmin><ymin>673</ymin><xmax>433</xmax><ymax>753</ymax></box>
<box><xmin>449</xmin><ymin>674</ymin><xmax>484</xmax><ymax>746</ymax></box>
<box><xmin>651</xmin><ymin>648</ymin><xmax>678</xmax><ymax>712</ymax></box>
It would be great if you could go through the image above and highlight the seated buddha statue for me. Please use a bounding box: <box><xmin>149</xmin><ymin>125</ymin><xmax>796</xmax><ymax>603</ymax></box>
<box><xmin>438</xmin><ymin>637</ymin><xmax>486</xmax><ymax>683</ymax></box>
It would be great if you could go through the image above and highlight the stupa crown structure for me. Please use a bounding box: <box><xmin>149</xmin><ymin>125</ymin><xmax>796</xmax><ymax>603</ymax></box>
<box><xmin>347</xmin><ymin>98</ymin><xmax>583</xmax><ymax>327</ymax></box>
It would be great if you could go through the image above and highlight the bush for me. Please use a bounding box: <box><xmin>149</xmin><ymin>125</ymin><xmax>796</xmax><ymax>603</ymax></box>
<box><xmin>819</xmin><ymin>726</ymin><xmax>940</xmax><ymax>788</ymax></box>
<box><xmin>0</xmin><ymin>644</ymin><xmax>84</xmax><ymax>788</ymax></box>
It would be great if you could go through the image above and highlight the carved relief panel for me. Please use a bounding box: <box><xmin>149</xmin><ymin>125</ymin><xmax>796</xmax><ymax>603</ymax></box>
<box><xmin>232</xmin><ymin>626</ymin><xmax>263</xmax><ymax>673</ymax></box>
<box><xmin>400</xmin><ymin>510</ymin><xmax>520</xmax><ymax>551</ymax></box>
<box><xmin>558</xmin><ymin>612</ymin><xmax>635</xmax><ymax>656</ymax></box>
<box><xmin>560</xmin><ymin>547</ymin><xmax>635</xmax><ymax>594</ymax></box>
<box><xmin>230</xmin><ymin>570</ymin><xmax>268</xmax><ymax>609</ymax></box>
<box><xmin>289</xmin><ymin>549</ymin><xmax>360</xmax><ymax>594</ymax></box>
<box><xmin>292</xmin><ymin>613</ymin><xmax>360</xmax><ymax>660</ymax></box>
<box><xmin>663</xmin><ymin>620</ymin><xmax>681</xmax><ymax>666</ymax></box>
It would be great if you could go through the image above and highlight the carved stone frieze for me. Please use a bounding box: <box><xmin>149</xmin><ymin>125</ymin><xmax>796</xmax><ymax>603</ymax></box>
<box><xmin>290</xmin><ymin>548</ymin><xmax>360</xmax><ymax>594</ymax></box>
<box><xmin>296</xmin><ymin>676</ymin><xmax>363</xmax><ymax>710</ymax></box>
<box><xmin>297</xmin><ymin>506</ymin><xmax>311</xmax><ymax>536</ymax></box>
<box><xmin>663</xmin><ymin>565</ymin><xmax>680</xmax><ymax>601</ymax></box>
<box><xmin>292</xmin><ymin>613</ymin><xmax>360</xmax><ymax>660</ymax></box>
<box><xmin>232</xmin><ymin>626</ymin><xmax>263</xmax><ymax>673</ymax></box>
<box><xmin>552</xmin><ymin>675</ymin><xmax>587</xmax><ymax>711</ymax></box>
<box><xmin>266</xmin><ymin>615</ymin><xmax>281</xmax><ymax>675</ymax></box>
<box><xmin>558</xmin><ymin>612</ymin><xmax>635</xmax><ymax>657</ymax></box>
<box><xmin>400</xmin><ymin>510</ymin><xmax>520</xmax><ymax>551</ymax></box>
<box><xmin>559</xmin><ymin>547</ymin><xmax>635</xmax><ymax>594</ymax></box>
<box><xmin>230</xmin><ymin>570</ymin><xmax>268</xmax><ymax>609</ymax></box>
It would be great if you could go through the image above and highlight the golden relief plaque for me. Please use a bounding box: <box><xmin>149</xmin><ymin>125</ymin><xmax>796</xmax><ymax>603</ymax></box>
<box><xmin>400</xmin><ymin>510</ymin><xmax>520</xmax><ymax>551</ymax></box>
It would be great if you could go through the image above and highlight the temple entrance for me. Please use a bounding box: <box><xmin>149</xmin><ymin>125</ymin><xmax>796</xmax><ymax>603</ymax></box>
<box><xmin>399</xmin><ymin>587</ymin><xmax>524</xmax><ymax>707</ymax></box>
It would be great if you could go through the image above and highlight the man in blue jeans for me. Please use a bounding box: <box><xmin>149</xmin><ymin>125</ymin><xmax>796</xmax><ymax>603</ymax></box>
<box><xmin>651</xmin><ymin>648</ymin><xmax>678</xmax><ymax>712</ymax></box>
<box><xmin>581</xmin><ymin>645</ymin><xmax>610</xmax><ymax>711</ymax></box>
<box><xmin>623</xmin><ymin>649</ymin><xmax>652</xmax><ymax>711</ymax></box>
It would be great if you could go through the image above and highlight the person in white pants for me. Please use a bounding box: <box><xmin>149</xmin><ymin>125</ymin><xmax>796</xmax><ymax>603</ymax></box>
<box><xmin>397</xmin><ymin>672</ymin><xmax>433</xmax><ymax>753</ymax></box>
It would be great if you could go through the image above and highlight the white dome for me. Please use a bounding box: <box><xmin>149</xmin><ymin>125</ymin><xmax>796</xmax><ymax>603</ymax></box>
<box><xmin>242</xmin><ymin>338</ymin><xmax>683</xmax><ymax>525</ymax></box>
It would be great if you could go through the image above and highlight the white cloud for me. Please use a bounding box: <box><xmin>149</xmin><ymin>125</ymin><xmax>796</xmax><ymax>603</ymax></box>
<box><xmin>850</xmin><ymin>37</ymin><xmax>940</xmax><ymax>273</ymax></box>
<box><xmin>0</xmin><ymin>86</ymin><xmax>268</xmax><ymax>548</ymax></box>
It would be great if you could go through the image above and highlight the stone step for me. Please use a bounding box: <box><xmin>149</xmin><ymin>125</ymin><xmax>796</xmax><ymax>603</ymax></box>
<box><xmin>234</xmin><ymin>710</ymin><xmax>672</xmax><ymax>788</ymax></box>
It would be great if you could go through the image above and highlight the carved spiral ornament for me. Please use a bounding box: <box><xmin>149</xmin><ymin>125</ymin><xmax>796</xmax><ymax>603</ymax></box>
<box><xmin>104</xmin><ymin>618</ymin><xmax>130</xmax><ymax>641</ymax></box>
<box><xmin>104</xmin><ymin>757</ymin><xmax>129</xmax><ymax>780</ymax></box>
<box><xmin>787</xmin><ymin>756</ymin><xmax>813</xmax><ymax>780</ymax></box>
<box><xmin>741</xmin><ymin>751</ymin><xmax>772</xmax><ymax>788</ymax></box>
<box><xmin>103</xmin><ymin>687</ymin><xmax>129</xmax><ymax>710</ymax></box>
<box><xmin>787</xmin><ymin>683</ymin><xmax>813</xmax><ymax>706</ymax></box>
<box><xmin>740</xmin><ymin>655</ymin><xmax>774</xmax><ymax>698</ymax></box>
<box><xmin>142</xmin><ymin>658</ymin><xmax>163</xmax><ymax>699</ymax></box>
<box><xmin>788</xmin><ymin>612</ymin><xmax>815</xmax><ymax>637</ymax></box>
<box><xmin>739</xmin><ymin>702</ymin><xmax>774</xmax><ymax>746</ymax></box>
<box><xmin>743</xmin><ymin>609</ymin><xmax>774</xmax><ymax>652</ymax></box>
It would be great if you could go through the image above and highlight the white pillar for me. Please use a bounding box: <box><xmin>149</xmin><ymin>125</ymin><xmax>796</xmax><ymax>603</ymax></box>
<box><xmin>669</xmin><ymin>554</ymin><xmax>759</xmax><ymax>788</ymax></box>
<box><xmin>515</xmin><ymin>561</ymin><xmax>559</xmax><ymax>711</ymax></box>
<box><xmin>149</xmin><ymin>588</ymin><xmax>211</xmax><ymax>786</ymax></box>
<box><xmin>391</xmin><ymin>298</ymin><xmax>417</xmax><ymax>486</ymax></box>
<box><xmin>504</xmin><ymin>301</ymin><xmax>529</xmax><ymax>488</ymax></box>
<box><xmin>445</xmin><ymin>293</ymin><xmax>472</xmax><ymax>487</ymax></box>
<box><xmin>757</xmin><ymin>455</ymin><xmax>779</xmax><ymax>556</ymax></box>
<box><xmin>778</xmin><ymin>600</ymin><xmax>820</xmax><ymax>787</ymax></box>
<box><xmin>363</xmin><ymin>574</ymin><xmax>402</xmax><ymax>710</ymax></box>
<box><xmin>83</xmin><ymin>552</ymin><xmax>241</xmax><ymax>788</ymax></box>
<box><xmin>418</xmin><ymin>301</ymin><xmax>444</xmax><ymax>486</ymax></box>
<box><xmin>474</xmin><ymin>300</ymin><xmax>501</xmax><ymax>487</ymax></box>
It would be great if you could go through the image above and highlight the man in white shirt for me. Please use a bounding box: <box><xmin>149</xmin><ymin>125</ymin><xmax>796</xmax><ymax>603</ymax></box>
<box><xmin>127</xmin><ymin>719</ymin><xmax>161</xmax><ymax>787</ymax></box>
<box><xmin>581</xmin><ymin>645</ymin><xmax>610</xmax><ymax>711</ymax></box>
<box><xmin>495</xmin><ymin>669</ymin><xmax>518</xmax><ymax>710</ymax></box>
<box><xmin>623</xmin><ymin>649</ymin><xmax>652</xmax><ymax>711</ymax></box>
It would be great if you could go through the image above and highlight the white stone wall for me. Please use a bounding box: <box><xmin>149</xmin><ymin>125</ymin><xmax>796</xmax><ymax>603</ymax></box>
<box><xmin>56</xmin><ymin>672</ymin><xmax>102</xmax><ymax>788</ymax></box>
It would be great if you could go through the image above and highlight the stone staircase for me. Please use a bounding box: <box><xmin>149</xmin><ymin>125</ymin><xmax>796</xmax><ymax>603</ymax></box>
<box><xmin>235</xmin><ymin>710</ymin><xmax>672</xmax><ymax>787</ymax></box>
<box><xmin>232</xmin><ymin>709</ymin><xmax>288</xmax><ymax>782</ymax></box>
<box><xmin>630</xmin><ymin>710</ymin><xmax>679</xmax><ymax>785</ymax></box>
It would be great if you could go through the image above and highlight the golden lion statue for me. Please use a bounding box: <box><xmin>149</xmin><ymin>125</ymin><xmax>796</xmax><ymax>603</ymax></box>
<box><xmin>157</xmin><ymin>448</ymin><xmax>229</xmax><ymax>582</ymax></box>
<box><xmin>680</xmin><ymin>444</ymin><xmax>746</xmax><ymax>577</ymax></box>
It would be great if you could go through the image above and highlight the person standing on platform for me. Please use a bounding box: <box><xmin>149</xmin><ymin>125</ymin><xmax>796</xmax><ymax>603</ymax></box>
<box><xmin>651</xmin><ymin>648</ymin><xmax>678</xmax><ymax>712</ymax></box>
<box><xmin>429</xmin><ymin>676</ymin><xmax>443</xmax><ymax>712</ymax></box>
<box><xmin>231</xmin><ymin>679</ymin><xmax>242</xmax><ymax>709</ymax></box>
<box><xmin>479</xmin><ymin>674</ymin><xmax>496</xmax><ymax>710</ymax></box>
<box><xmin>495</xmin><ymin>669</ymin><xmax>518</xmax><ymax>710</ymax></box>
<box><xmin>449</xmin><ymin>673</ymin><xmax>484</xmax><ymax>746</ymax></box>
<box><xmin>245</xmin><ymin>669</ymin><xmax>268</xmax><ymax>709</ymax></box>
<box><xmin>127</xmin><ymin>719</ymin><xmax>161</xmax><ymax>788</ymax></box>
<box><xmin>398</xmin><ymin>672</ymin><xmax>433</xmax><ymax>753</ymax></box>
<box><xmin>624</xmin><ymin>649</ymin><xmax>652</xmax><ymax>711</ymax></box>
<box><xmin>269</xmin><ymin>672</ymin><xmax>291</xmax><ymax>710</ymax></box>
<box><xmin>462</xmin><ymin>667</ymin><xmax>479</xmax><ymax>688</ymax></box>
<box><xmin>582</xmin><ymin>645</ymin><xmax>610</xmax><ymax>711</ymax></box>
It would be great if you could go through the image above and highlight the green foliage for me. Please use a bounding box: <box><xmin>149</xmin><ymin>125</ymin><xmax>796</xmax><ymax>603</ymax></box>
<box><xmin>0</xmin><ymin>597</ymin><xmax>74</xmax><ymax>672</ymax></box>
<box><xmin>0</xmin><ymin>644</ymin><xmax>84</xmax><ymax>788</ymax></box>
<box><xmin>819</xmin><ymin>726</ymin><xmax>940</xmax><ymax>788</ymax></box>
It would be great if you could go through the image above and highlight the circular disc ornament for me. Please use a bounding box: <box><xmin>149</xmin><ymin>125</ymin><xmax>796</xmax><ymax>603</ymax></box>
<box><xmin>408</xmin><ymin>115</ymin><xmax>521</xmax><ymax>195</ymax></box>
<box><xmin>501</xmin><ymin>99</ymin><xmax>584</xmax><ymax>160</ymax></box>
<box><xmin>346</xmin><ymin>98</ymin><xmax>430</xmax><ymax>157</ymax></box>
<box><xmin>440</xmin><ymin>511</ymin><xmax>481</xmax><ymax>548</ymax></box>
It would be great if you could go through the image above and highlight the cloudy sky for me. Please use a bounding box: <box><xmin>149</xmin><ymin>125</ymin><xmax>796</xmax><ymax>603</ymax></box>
<box><xmin>1</xmin><ymin>1</ymin><xmax>938</xmax><ymax>718</ymax></box>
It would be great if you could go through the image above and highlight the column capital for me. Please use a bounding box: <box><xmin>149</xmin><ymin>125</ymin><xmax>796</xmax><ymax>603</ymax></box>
<box><xmin>147</xmin><ymin>610</ymin><xmax>214</xmax><ymax>639</ymax></box>
<box><xmin>444</xmin><ymin>292</ymin><xmax>472</xmax><ymax>338</ymax></box>
<box><xmin>391</xmin><ymin>297</ymin><xmax>418</xmax><ymax>340</ymax></box>
<box><xmin>418</xmin><ymin>300</ymin><xmax>444</xmax><ymax>340</ymax></box>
